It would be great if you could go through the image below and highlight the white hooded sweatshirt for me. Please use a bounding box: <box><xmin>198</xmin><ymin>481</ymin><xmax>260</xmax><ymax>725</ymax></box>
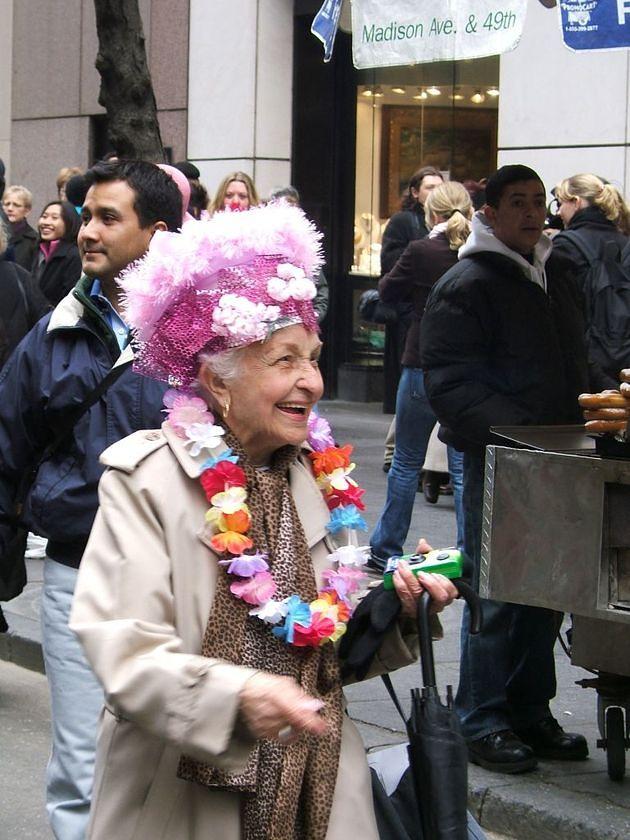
<box><xmin>458</xmin><ymin>210</ymin><xmax>553</xmax><ymax>292</ymax></box>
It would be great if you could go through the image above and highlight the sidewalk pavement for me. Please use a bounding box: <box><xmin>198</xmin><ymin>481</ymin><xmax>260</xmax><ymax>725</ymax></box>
<box><xmin>2</xmin><ymin>400</ymin><xmax>629</xmax><ymax>839</ymax></box>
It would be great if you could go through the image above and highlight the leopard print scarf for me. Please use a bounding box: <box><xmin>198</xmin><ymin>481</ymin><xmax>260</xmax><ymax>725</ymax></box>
<box><xmin>178</xmin><ymin>432</ymin><xmax>344</xmax><ymax>840</ymax></box>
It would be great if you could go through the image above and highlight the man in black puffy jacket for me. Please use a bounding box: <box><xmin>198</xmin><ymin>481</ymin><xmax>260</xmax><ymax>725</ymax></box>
<box><xmin>420</xmin><ymin>165</ymin><xmax>589</xmax><ymax>774</ymax></box>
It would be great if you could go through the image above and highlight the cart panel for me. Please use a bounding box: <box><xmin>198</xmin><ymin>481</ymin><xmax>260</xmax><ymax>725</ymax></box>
<box><xmin>480</xmin><ymin>446</ymin><xmax>630</xmax><ymax>625</ymax></box>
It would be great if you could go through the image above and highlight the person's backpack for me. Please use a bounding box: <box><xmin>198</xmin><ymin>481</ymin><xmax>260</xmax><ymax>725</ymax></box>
<box><xmin>560</xmin><ymin>230</ymin><xmax>630</xmax><ymax>380</ymax></box>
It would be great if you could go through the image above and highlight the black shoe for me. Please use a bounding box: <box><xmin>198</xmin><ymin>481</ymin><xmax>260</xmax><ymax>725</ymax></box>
<box><xmin>382</xmin><ymin>461</ymin><xmax>391</xmax><ymax>473</ymax></box>
<box><xmin>422</xmin><ymin>471</ymin><xmax>440</xmax><ymax>504</ymax></box>
<box><xmin>515</xmin><ymin>717</ymin><xmax>588</xmax><ymax>761</ymax></box>
<box><xmin>468</xmin><ymin>730</ymin><xmax>537</xmax><ymax>774</ymax></box>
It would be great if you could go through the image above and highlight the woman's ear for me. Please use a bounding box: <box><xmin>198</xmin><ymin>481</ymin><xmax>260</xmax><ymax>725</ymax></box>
<box><xmin>198</xmin><ymin>364</ymin><xmax>229</xmax><ymax>408</ymax></box>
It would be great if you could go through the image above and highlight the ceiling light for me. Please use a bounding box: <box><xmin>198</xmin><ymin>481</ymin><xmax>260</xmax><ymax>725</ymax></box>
<box><xmin>426</xmin><ymin>85</ymin><xmax>441</xmax><ymax>96</ymax></box>
<box><xmin>486</xmin><ymin>86</ymin><xmax>500</xmax><ymax>97</ymax></box>
<box><xmin>361</xmin><ymin>86</ymin><xmax>374</xmax><ymax>97</ymax></box>
<box><xmin>471</xmin><ymin>89</ymin><xmax>485</xmax><ymax>104</ymax></box>
<box><xmin>412</xmin><ymin>87</ymin><xmax>428</xmax><ymax>100</ymax></box>
<box><xmin>373</xmin><ymin>85</ymin><xmax>384</xmax><ymax>98</ymax></box>
<box><xmin>391</xmin><ymin>86</ymin><xmax>406</xmax><ymax>95</ymax></box>
<box><xmin>452</xmin><ymin>89</ymin><xmax>464</xmax><ymax>101</ymax></box>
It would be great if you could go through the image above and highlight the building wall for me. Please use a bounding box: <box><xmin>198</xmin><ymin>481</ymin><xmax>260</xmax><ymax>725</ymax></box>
<box><xmin>0</xmin><ymin>0</ymin><xmax>14</xmax><ymax>177</ymax></box>
<box><xmin>7</xmin><ymin>0</ymin><xmax>189</xmax><ymax>215</ymax></box>
<box><xmin>187</xmin><ymin>0</ymin><xmax>293</xmax><ymax>203</ymax></box>
<box><xmin>498</xmin><ymin>0</ymin><xmax>630</xmax><ymax>196</ymax></box>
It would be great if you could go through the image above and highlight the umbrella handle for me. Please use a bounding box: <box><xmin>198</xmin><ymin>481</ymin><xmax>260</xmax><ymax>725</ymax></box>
<box><xmin>453</xmin><ymin>579</ymin><xmax>483</xmax><ymax>634</ymax></box>
<box><xmin>416</xmin><ymin>580</ymin><xmax>483</xmax><ymax>690</ymax></box>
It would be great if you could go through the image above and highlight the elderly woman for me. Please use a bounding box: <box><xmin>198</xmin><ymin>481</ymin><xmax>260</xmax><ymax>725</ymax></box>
<box><xmin>70</xmin><ymin>203</ymin><xmax>457</xmax><ymax>840</ymax></box>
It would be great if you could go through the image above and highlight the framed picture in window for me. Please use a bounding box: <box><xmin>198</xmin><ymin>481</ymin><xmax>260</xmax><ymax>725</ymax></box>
<box><xmin>379</xmin><ymin>105</ymin><xmax>497</xmax><ymax>218</ymax></box>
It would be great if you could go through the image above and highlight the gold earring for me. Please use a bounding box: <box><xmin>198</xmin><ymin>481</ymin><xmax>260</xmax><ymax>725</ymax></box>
<box><xmin>223</xmin><ymin>398</ymin><xmax>230</xmax><ymax>419</ymax></box>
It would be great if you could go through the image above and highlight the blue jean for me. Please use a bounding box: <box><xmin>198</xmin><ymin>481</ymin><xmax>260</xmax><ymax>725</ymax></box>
<box><xmin>41</xmin><ymin>558</ymin><xmax>104</xmax><ymax>840</ymax></box>
<box><xmin>455</xmin><ymin>451</ymin><xmax>562</xmax><ymax>740</ymax></box>
<box><xmin>371</xmin><ymin>368</ymin><xmax>437</xmax><ymax>562</ymax></box>
<box><xmin>447</xmin><ymin>446</ymin><xmax>464</xmax><ymax>551</ymax></box>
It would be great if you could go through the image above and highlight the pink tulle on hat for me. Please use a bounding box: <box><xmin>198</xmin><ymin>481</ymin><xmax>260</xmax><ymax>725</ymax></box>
<box><xmin>120</xmin><ymin>202</ymin><xmax>323</xmax><ymax>386</ymax></box>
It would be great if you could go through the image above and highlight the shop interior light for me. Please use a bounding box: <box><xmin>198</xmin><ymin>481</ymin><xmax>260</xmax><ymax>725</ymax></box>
<box><xmin>361</xmin><ymin>86</ymin><xmax>374</xmax><ymax>96</ymax></box>
<box><xmin>373</xmin><ymin>85</ymin><xmax>384</xmax><ymax>97</ymax></box>
<box><xmin>426</xmin><ymin>86</ymin><xmax>441</xmax><ymax>96</ymax></box>
<box><xmin>391</xmin><ymin>86</ymin><xmax>406</xmax><ymax>95</ymax></box>
<box><xmin>471</xmin><ymin>89</ymin><xmax>486</xmax><ymax>104</ymax></box>
<box><xmin>412</xmin><ymin>87</ymin><xmax>428</xmax><ymax>100</ymax></box>
<box><xmin>486</xmin><ymin>86</ymin><xmax>500</xmax><ymax>97</ymax></box>
<box><xmin>452</xmin><ymin>89</ymin><xmax>465</xmax><ymax>101</ymax></box>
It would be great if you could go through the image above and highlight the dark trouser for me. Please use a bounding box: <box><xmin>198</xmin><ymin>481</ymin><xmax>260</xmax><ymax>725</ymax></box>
<box><xmin>455</xmin><ymin>450</ymin><xmax>563</xmax><ymax>740</ymax></box>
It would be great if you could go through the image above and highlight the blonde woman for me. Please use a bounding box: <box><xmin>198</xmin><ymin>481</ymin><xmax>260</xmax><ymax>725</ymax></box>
<box><xmin>370</xmin><ymin>181</ymin><xmax>472</xmax><ymax>568</ymax></box>
<box><xmin>553</xmin><ymin>173</ymin><xmax>630</xmax><ymax>389</ymax></box>
<box><xmin>209</xmin><ymin>171</ymin><xmax>259</xmax><ymax>215</ymax></box>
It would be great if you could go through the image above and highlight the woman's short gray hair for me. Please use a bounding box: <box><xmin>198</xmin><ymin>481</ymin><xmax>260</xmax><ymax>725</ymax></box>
<box><xmin>197</xmin><ymin>347</ymin><xmax>244</xmax><ymax>383</ymax></box>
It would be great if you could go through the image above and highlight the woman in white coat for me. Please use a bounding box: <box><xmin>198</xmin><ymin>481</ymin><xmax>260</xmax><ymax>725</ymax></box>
<box><xmin>70</xmin><ymin>203</ymin><xmax>457</xmax><ymax>840</ymax></box>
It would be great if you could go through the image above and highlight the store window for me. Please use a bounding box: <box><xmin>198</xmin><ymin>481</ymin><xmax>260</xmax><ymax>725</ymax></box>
<box><xmin>350</xmin><ymin>58</ymin><xmax>499</xmax><ymax>365</ymax></box>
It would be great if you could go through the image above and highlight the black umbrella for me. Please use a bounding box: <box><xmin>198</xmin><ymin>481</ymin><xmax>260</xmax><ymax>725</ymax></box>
<box><xmin>406</xmin><ymin>581</ymin><xmax>482</xmax><ymax>840</ymax></box>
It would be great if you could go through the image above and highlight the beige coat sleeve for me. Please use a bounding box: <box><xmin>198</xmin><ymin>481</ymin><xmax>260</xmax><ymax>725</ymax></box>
<box><xmin>70</xmin><ymin>466</ymin><xmax>257</xmax><ymax>771</ymax></box>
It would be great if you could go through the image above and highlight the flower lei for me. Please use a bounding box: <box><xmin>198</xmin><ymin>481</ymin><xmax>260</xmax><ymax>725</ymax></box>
<box><xmin>164</xmin><ymin>389</ymin><xmax>370</xmax><ymax>648</ymax></box>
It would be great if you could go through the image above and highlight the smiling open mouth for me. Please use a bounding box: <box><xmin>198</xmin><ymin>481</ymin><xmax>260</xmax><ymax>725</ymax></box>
<box><xmin>277</xmin><ymin>403</ymin><xmax>307</xmax><ymax>416</ymax></box>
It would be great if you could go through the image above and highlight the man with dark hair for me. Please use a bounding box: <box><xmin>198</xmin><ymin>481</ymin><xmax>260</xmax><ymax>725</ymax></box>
<box><xmin>420</xmin><ymin>164</ymin><xmax>589</xmax><ymax>774</ymax></box>
<box><xmin>0</xmin><ymin>160</ymin><xmax>181</xmax><ymax>838</ymax></box>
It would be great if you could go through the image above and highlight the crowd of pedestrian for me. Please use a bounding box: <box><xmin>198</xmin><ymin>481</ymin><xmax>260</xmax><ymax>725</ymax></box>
<box><xmin>0</xmin><ymin>149</ymin><xmax>629</xmax><ymax>839</ymax></box>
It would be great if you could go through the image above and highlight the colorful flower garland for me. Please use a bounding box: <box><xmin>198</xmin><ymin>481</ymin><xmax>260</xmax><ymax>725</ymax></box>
<box><xmin>164</xmin><ymin>390</ymin><xmax>370</xmax><ymax>648</ymax></box>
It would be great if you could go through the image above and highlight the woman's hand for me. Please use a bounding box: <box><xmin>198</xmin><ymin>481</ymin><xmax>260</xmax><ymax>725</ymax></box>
<box><xmin>239</xmin><ymin>671</ymin><xmax>328</xmax><ymax>743</ymax></box>
<box><xmin>392</xmin><ymin>560</ymin><xmax>458</xmax><ymax>619</ymax></box>
<box><xmin>621</xmin><ymin>369</ymin><xmax>630</xmax><ymax>399</ymax></box>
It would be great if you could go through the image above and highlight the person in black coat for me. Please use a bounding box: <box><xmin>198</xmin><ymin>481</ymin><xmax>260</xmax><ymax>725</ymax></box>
<box><xmin>421</xmin><ymin>165</ymin><xmax>589</xmax><ymax>775</ymax></box>
<box><xmin>0</xmin><ymin>220</ymin><xmax>49</xmax><ymax>367</ymax></box>
<box><xmin>380</xmin><ymin>166</ymin><xmax>443</xmax><ymax>415</ymax></box>
<box><xmin>2</xmin><ymin>185</ymin><xmax>38</xmax><ymax>271</ymax></box>
<box><xmin>370</xmin><ymin>182</ymin><xmax>471</xmax><ymax>568</ymax></box>
<box><xmin>552</xmin><ymin>173</ymin><xmax>630</xmax><ymax>390</ymax></box>
<box><xmin>32</xmin><ymin>200</ymin><xmax>82</xmax><ymax>306</ymax></box>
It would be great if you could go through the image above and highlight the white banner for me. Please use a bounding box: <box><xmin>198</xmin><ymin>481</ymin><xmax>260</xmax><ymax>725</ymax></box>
<box><xmin>351</xmin><ymin>0</ymin><xmax>528</xmax><ymax>69</ymax></box>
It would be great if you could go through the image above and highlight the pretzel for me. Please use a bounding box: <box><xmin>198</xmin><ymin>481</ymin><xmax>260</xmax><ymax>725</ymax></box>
<box><xmin>579</xmin><ymin>391</ymin><xmax>629</xmax><ymax>408</ymax></box>
<box><xmin>585</xmin><ymin>420</ymin><xmax>628</xmax><ymax>433</ymax></box>
<box><xmin>583</xmin><ymin>408</ymin><xmax>629</xmax><ymax>420</ymax></box>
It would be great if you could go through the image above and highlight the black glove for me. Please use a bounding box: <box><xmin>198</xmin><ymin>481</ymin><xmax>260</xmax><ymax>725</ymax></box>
<box><xmin>339</xmin><ymin>584</ymin><xmax>401</xmax><ymax>681</ymax></box>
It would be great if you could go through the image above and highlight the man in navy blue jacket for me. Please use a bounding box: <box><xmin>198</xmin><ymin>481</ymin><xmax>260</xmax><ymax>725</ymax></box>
<box><xmin>0</xmin><ymin>160</ymin><xmax>182</xmax><ymax>839</ymax></box>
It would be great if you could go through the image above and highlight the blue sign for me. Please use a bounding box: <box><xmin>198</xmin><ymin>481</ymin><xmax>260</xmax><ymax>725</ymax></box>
<box><xmin>311</xmin><ymin>0</ymin><xmax>344</xmax><ymax>62</ymax></box>
<box><xmin>560</xmin><ymin>0</ymin><xmax>630</xmax><ymax>51</ymax></box>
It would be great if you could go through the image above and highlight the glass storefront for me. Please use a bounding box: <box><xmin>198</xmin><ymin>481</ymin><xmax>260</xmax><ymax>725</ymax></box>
<box><xmin>349</xmin><ymin>57</ymin><xmax>500</xmax><ymax>372</ymax></box>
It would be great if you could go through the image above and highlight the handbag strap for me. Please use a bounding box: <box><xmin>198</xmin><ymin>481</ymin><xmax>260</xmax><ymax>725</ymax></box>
<box><xmin>41</xmin><ymin>348</ymin><xmax>133</xmax><ymax>466</ymax></box>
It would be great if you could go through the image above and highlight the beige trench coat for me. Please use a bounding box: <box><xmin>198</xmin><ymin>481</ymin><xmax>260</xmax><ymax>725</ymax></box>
<box><xmin>70</xmin><ymin>424</ymin><xmax>419</xmax><ymax>840</ymax></box>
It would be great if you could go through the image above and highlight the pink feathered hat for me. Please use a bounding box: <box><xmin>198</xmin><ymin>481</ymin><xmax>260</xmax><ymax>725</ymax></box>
<box><xmin>120</xmin><ymin>202</ymin><xmax>323</xmax><ymax>386</ymax></box>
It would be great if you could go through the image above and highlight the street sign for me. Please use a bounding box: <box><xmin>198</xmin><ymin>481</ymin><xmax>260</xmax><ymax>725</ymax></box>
<box><xmin>351</xmin><ymin>0</ymin><xmax>528</xmax><ymax>69</ymax></box>
<box><xmin>559</xmin><ymin>0</ymin><xmax>630</xmax><ymax>51</ymax></box>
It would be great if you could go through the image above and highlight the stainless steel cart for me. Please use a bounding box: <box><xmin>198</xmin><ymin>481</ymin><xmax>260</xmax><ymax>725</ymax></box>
<box><xmin>480</xmin><ymin>426</ymin><xmax>630</xmax><ymax>780</ymax></box>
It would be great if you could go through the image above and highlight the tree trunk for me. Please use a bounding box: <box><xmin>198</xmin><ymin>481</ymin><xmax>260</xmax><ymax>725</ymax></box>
<box><xmin>93</xmin><ymin>0</ymin><xmax>165</xmax><ymax>161</ymax></box>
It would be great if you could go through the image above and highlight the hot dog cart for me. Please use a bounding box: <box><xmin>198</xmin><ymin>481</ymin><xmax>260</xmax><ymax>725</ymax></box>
<box><xmin>480</xmin><ymin>426</ymin><xmax>630</xmax><ymax>780</ymax></box>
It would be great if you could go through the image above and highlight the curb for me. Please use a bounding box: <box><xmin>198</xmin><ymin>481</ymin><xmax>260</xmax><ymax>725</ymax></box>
<box><xmin>0</xmin><ymin>631</ymin><xmax>44</xmax><ymax>674</ymax></box>
<box><xmin>469</xmin><ymin>770</ymin><xmax>630</xmax><ymax>840</ymax></box>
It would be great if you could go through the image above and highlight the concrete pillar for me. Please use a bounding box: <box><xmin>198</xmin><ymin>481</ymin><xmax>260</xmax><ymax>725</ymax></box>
<box><xmin>187</xmin><ymin>0</ymin><xmax>293</xmax><ymax>202</ymax></box>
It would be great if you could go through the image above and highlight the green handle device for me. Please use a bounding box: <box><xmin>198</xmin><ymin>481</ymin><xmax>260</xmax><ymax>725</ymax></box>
<box><xmin>382</xmin><ymin>549</ymin><xmax>463</xmax><ymax>590</ymax></box>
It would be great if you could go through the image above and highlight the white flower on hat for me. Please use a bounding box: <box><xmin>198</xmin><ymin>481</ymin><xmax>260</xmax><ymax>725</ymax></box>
<box><xmin>212</xmin><ymin>294</ymin><xmax>280</xmax><ymax>344</ymax></box>
<box><xmin>267</xmin><ymin>262</ymin><xmax>317</xmax><ymax>304</ymax></box>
